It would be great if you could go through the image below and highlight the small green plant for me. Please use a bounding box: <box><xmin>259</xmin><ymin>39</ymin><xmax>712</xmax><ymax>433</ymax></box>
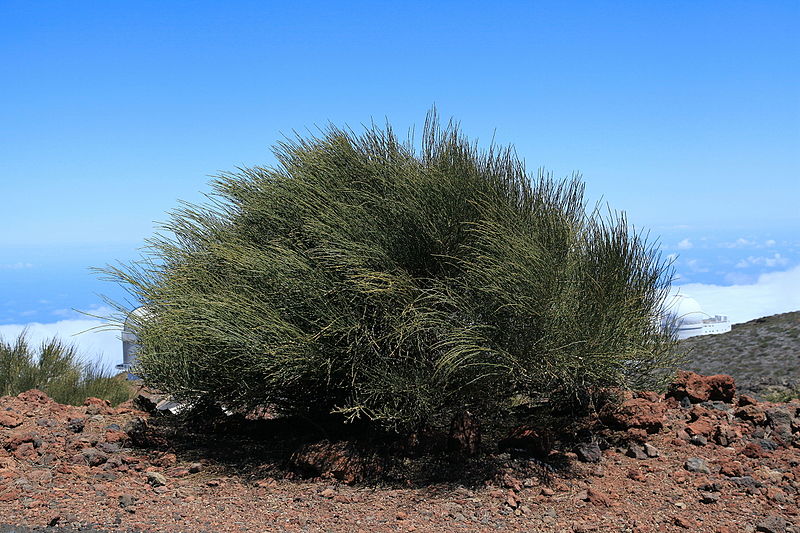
<box><xmin>102</xmin><ymin>111</ymin><xmax>679</xmax><ymax>433</ymax></box>
<box><xmin>0</xmin><ymin>333</ymin><xmax>132</xmax><ymax>406</ymax></box>
<box><xmin>763</xmin><ymin>387</ymin><xmax>800</xmax><ymax>403</ymax></box>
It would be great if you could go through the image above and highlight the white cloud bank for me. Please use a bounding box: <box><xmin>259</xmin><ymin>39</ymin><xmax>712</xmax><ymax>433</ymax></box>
<box><xmin>676</xmin><ymin>264</ymin><xmax>800</xmax><ymax>324</ymax></box>
<box><xmin>0</xmin><ymin>318</ymin><xmax>121</xmax><ymax>371</ymax></box>
<box><xmin>3</xmin><ymin>265</ymin><xmax>800</xmax><ymax>369</ymax></box>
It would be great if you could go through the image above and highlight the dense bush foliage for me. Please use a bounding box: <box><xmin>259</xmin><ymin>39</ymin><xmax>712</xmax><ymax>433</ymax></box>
<box><xmin>0</xmin><ymin>333</ymin><xmax>132</xmax><ymax>406</ymax></box>
<box><xmin>104</xmin><ymin>113</ymin><xmax>678</xmax><ymax>432</ymax></box>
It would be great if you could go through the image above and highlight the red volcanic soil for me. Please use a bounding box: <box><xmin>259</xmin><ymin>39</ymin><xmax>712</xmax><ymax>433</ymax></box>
<box><xmin>1</xmin><ymin>372</ymin><xmax>799</xmax><ymax>532</ymax></box>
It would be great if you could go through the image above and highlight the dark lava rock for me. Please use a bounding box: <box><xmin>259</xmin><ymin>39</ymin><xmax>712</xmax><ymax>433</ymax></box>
<box><xmin>97</xmin><ymin>442</ymin><xmax>121</xmax><ymax>454</ymax></box>
<box><xmin>699</xmin><ymin>401</ymin><xmax>733</xmax><ymax>412</ymax></box>
<box><xmin>575</xmin><ymin>442</ymin><xmax>602</xmax><ymax>463</ymax></box>
<box><xmin>729</xmin><ymin>476</ymin><xmax>763</xmax><ymax>489</ymax></box>
<box><xmin>755</xmin><ymin>438</ymin><xmax>779</xmax><ymax>451</ymax></box>
<box><xmin>81</xmin><ymin>449</ymin><xmax>108</xmax><ymax>467</ymax></box>
<box><xmin>67</xmin><ymin>418</ymin><xmax>85</xmax><ymax>433</ymax></box>
<box><xmin>626</xmin><ymin>444</ymin><xmax>647</xmax><ymax>460</ymax></box>
<box><xmin>699</xmin><ymin>491</ymin><xmax>720</xmax><ymax>504</ymax></box>
<box><xmin>119</xmin><ymin>493</ymin><xmax>136</xmax><ymax>509</ymax></box>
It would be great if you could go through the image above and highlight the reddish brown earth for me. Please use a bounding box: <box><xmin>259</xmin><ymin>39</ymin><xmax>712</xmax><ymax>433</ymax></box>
<box><xmin>2</xmin><ymin>372</ymin><xmax>800</xmax><ymax>532</ymax></box>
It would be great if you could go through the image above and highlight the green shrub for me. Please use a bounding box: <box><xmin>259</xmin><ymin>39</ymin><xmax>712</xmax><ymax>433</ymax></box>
<box><xmin>102</xmin><ymin>112</ymin><xmax>678</xmax><ymax>432</ymax></box>
<box><xmin>0</xmin><ymin>333</ymin><xmax>132</xmax><ymax>406</ymax></box>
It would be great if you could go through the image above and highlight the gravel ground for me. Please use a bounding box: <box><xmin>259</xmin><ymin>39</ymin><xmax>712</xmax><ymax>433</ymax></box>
<box><xmin>2</xmin><ymin>378</ymin><xmax>800</xmax><ymax>532</ymax></box>
<box><xmin>0</xmin><ymin>524</ymin><xmax>116</xmax><ymax>533</ymax></box>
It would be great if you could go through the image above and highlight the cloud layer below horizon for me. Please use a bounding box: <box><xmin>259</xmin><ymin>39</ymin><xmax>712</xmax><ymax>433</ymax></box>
<box><xmin>1</xmin><ymin>264</ymin><xmax>799</xmax><ymax>370</ymax></box>
<box><xmin>0</xmin><ymin>315</ymin><xmax>120</xmax><ymax>371</ymax></box>
<box><xmin>674</xmin><ymin>264</ymin><xmax>800</xmax><ymax>324</ymax></box>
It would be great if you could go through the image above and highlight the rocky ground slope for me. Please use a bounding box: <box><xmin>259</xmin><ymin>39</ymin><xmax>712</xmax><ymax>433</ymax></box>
<box><xmin>681</xmin><ymin>311</ymin><xmax>800</xmax><ymax>400</ymax></box>
<box><xmin>1</xmin><ymin>372</ymin><xmax>800</xmax><ymax>532</ymax></box>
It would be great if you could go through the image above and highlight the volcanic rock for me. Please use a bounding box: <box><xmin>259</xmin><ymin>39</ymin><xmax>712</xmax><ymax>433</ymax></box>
<box><xmin>0</xmin><ymin>411</ymin><xmax>22</xmax><ymax>428</ymax></box>
<box><xmin>667</xmin><ymin>371</ymin><xmax>736</xmax><ymax>403</ymax></box>
<box><xmin>685</xmin><ymin>457</ymin><xmax>710</xmax><ymax>474</ymax></box>
<box><xmin>575</xmin><ymin>442</ymin><xmax>602</xmax><ymax>463</ymax></box>
<box><xmin>756</xmin><ymin>514</ymin><xmax>788</xmax><ymax>533</ymax></box>
<box><xmin>600</xmin><ymin>397</ymin><xmax>665</xmax><ymax>433</ymax></box>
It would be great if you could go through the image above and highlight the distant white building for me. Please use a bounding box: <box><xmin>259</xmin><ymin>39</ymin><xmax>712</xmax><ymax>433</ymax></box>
<box><xmin>663</xmin><ymin>293</ymin><xmax>731</xmax><ymax>340</ymax></box>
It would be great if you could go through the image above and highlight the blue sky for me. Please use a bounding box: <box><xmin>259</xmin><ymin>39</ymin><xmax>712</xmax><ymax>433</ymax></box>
<box><xmin>1</xmin><ymin>1</ymin><xmax>798</xmax><ymax>368</ymax></box>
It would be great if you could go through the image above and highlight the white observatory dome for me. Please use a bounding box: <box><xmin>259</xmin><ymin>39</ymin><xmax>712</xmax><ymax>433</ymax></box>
<box><xmin>667</xmin><ymin>294</ymin><xmax>705</xmax><ymax>325</ymax></box>
<box><xmin>661</xmin><ymin>292</ymin><xmax>731</xmax><ymax>340</ymax></box>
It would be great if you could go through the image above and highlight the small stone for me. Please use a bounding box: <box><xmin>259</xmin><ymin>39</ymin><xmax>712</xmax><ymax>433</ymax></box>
<box><xmin>153</xmin><ymin>453</ymin><xmax>177</xmax><ymax>468</ymax></box>
<box><xmin>96</xmin><ymin>442</ymin><xmax>120</xmax><ymax>454</ymax></box>
<box><xmin>738</xmin><ymin>394</ymin><xmax>758</xmax><ymax>406</ymax></box>
<box><xmin>585</xmin><ymin>487</ymin><xmax>611</xmax><ymax>507</ymax></box>
<box><xmin>742</xmin><ymin>442</ymin><xmax>766</xmax><ymax>458</ymax></box>
<box><xmin>320</xmin><ymin>488</ymin><xmax>335</xmax><ymax>498</ymax></box>
<box><xmin>626</xmin><ymin>444</ymin><xmax>647</xmax><ymax>460</ymax></box>
<box><xmin>145</xmin><ymin>472</ymin><xmax>167</xmax><ymax>487</ymax></box>
<box><xmin>627</xmin><ymin>469</ymin><xmax>646</xmax><ymax>482</ymax></box>
<box><xmin>699</xmin><ymin>481</ymin><xmax>722</xmax><ymax>492</ymax></box>
<box><xmin>502</xmin><ymin>473</ymin><xmax>523</xmax><ymax>492</ymax></box>
<box><xmin>505</xmin><ymin>490</ymin><xmax>520</xmax><ymax>509</ymax></box>
<box><xmin>700</xmin><ymin>491</ymin><xmax>720</xmax><ymax>504</ymax></box>
<box><xmin>575</xmin><ymin>442</ymin><xmax>602</xmax><ymax>463</ymax></box>
<box><xmin>0</xmin><ymin>411</ymin><xmax>22</xmax><ymax>428</ymax></box>
<box><xmin>684</xmin><ymin>457</ymin><xmax>711</xmax><ymax>474</ymax></box>
<box><xmin>643</xmin><ymin>443</ymin><xmax>659</xmax><ymax>457</ymax></box>
<box><xmin>81</xmin><ymin>448</ymin><xmax>108</xmax><ymax>467</ymax></box>
<box><xmin>712</xmin><ymin>424</ymin><xmax>741</xmax><ymax>446</ymax></box>
<box><xmin>736</xmin><ymin>405</ymin><xmax>767</xmax><ymax>425</ymax></box>
<box><xmin>396</xmin><ymin>511</ymin><xmax>408</xmax><ymax>520</ymax></box>
<box><xmin>728</xmin><ymin>476</ymin><xmax>762</xmax><ymax>489</ymax></box>
<box><xmin>188</xmin><ymin>462</ymin><xmax>203</xmax><ymax>473</ymax></box>
<box><xmin>67</xmin><ymin>418</ymin><xmax>85</xmax><ymax>433</ymax></box>
<box><xmin>674</xmin><ymin>516</ymin><xmax>695</xmax><ymax>528</ymax></box>
<box><xmin>690</xmin><ymin>434</ymin><xmax>708</xmax><ymax>446</ymax></box>
<box><xmin>766</xmin><ymin>408</ymin><xmax>793</xmax><ymax>441</ymax></box>
<box><xmin>119</xmin><ymin>494</ymin><xmax>136</xmax><ymax>509</ymax></box>
<box><xmin>718</xmin><ymin>461</ymin><xmax>744</xmax><ymax>477</ymax></box>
